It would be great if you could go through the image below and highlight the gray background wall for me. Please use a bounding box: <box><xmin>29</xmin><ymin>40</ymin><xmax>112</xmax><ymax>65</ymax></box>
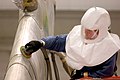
<box><xmin>0</xmin><ymin>10</ymin><xmax>120</xmax><ymax>80</ymax></box>
<box><xmin>1</xmin><ymin>10</ymin><xmax>120</xmax><ymax>48</ymax></box>
<box><xmin>55</xmin><ymin>10</ymin><xmax>120</xmax><ymax>35</ymax></box>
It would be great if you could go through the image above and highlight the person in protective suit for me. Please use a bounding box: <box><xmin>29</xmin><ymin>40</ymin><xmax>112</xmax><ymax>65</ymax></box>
<box><xmin>23</xmin><ymin>7</ymin><xmax>120</xmax><ymax>79</ymax></box>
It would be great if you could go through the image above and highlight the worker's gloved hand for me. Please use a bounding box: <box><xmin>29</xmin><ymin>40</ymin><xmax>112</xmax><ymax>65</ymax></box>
<box><xmin>25</xmin><ymin>40</ymin><xmax>45</xmax><ymax>54</ymax></box>
<box><xmin>70</xmin><ymin>70</ymin><xmax>84</xmax><ymax>80</ymax></box>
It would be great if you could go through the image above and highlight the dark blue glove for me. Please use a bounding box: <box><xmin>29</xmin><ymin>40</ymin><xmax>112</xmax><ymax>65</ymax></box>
<box><xmin>25</xmin><ymin>40</ymin><xmax>44</xmax><ymax>54</ymax></box>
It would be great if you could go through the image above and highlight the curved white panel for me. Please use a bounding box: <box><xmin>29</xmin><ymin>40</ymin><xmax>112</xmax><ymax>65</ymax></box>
<box><xmin>4</xmin><ymin>0</ymin><xmax>55</xmax><ymax>80</ymax></box>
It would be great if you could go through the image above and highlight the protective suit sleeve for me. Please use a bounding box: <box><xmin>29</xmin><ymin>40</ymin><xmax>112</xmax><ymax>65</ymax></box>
<box><xmin>88</xmin><ymin>53</ymin><xmax>118</xmax><ymax>78</ymax></box>
<box><xmin>41</xmin><ymin>34</ymin><xmax>67</xmax><ymax>52</ymax></box>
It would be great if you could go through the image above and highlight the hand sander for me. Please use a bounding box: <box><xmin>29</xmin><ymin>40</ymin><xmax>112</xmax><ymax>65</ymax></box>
<box><xmin>20</xmin><ymin>46</ymin><xmax>31</xmax><ymax>58</ymax></box>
